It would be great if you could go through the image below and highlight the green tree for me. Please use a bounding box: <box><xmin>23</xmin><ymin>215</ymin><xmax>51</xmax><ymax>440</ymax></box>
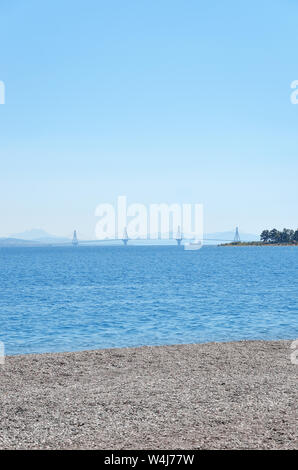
<box><xmin>293</xmin><ymin>230</ymin><xmax>298</xmax><ymax>243</ymax></box>
<box><xmin>280</xmin><ymin>228</ymin><xmax>294</xmax><ymax>243</ymax></box>
<box><xmin>260</xmin><ymin>230</ymin><xmax>270</xmax><ymax>242</ymax></box>
<box><xmin>269</xmin><ymin>229</ymin><xmax>280</xmax><ymax>243</ymax></box>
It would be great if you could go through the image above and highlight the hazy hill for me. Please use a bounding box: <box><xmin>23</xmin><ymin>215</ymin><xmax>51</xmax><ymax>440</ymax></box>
<box><xmin>204</xmin><ymin>231</ymin><xmax>259</xmax><ymax>244</ymax></box>
<box><xmin>0</xmin><ymin>238</ymin><xmax>42</xmax><ymax>246</ymax></box>
<box><xmin>10</xmin><ymin>229</ymin><xmax>70</xmax><ymax>243</ymax></box>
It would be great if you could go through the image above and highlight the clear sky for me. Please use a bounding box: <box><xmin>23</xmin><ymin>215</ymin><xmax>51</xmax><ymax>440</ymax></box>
<box><xmin>0</xmin><ymin>0</ymin><xmax>297</xmax><ymax>238</ymax></box>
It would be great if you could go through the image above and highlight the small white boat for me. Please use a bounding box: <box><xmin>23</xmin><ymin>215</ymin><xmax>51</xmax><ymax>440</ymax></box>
<box><xmin>184</xmin><ymin>239</ymin><xmax>202</xmax><ymax>251</ymax></box>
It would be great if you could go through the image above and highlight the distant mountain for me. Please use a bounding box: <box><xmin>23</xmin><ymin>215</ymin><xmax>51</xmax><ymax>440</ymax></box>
<box><xmin>204</xmin><ymin>231</ymin><xmax>259</xmax><ymax>244</ymax></box>
<box><xmin>10</xmin><ymin>229</ymin><xmax>70</xmax><ymax>243</ymax></box>
<box><xmin>0</xmin><ymin>238</ymin><xmax>42</xmax><ymax>246</ymax></box>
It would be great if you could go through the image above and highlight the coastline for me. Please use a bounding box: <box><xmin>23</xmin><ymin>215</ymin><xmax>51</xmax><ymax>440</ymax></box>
<box><xmin>220</xmin><ymin>242</ymin><xmax>298</xmax><ymax>247</ymax></box>
<box><xmin>0</xmin><ymin>340</ymin><xmax>296</xmax><ymax>449</ymax></box>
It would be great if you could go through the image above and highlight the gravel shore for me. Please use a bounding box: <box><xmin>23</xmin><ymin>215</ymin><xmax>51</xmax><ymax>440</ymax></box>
<box><xmin>0</xmin><ymin>340</ymin><xmax>296</xmax><ymax>449</ymax></box>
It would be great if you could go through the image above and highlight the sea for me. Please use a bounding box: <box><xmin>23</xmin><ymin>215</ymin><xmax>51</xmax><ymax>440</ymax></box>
<box><xmin>0</xmin><ymin>245</ymin><xmax>297</xmax><ymax>355</ymax></box>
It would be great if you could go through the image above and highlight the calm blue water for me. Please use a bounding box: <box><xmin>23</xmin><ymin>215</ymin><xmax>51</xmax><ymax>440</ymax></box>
<box><xmin>0</xmin><ymin>246</ymin><xmax>297</xmax><ymax>355</ymax></box>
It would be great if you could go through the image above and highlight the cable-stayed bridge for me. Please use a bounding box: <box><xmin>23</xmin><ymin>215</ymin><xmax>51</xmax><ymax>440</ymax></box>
<box><xmin>65</xmin><ymin>227</ymin><xmax>241</xmax><ymax>247</ymax></box>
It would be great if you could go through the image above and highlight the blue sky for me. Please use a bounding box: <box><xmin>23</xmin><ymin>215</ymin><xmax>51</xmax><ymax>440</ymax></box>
<box><xmin>0</xmin><ymin>0</ymin><xmax>297</xmax><ymax>238</ymax></box>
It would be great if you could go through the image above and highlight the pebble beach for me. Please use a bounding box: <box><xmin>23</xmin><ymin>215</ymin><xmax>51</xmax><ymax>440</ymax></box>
<box><xmin>0</xmin><ymin>340</ymin><xmax>296</xmax><ymax>449</ymax></box>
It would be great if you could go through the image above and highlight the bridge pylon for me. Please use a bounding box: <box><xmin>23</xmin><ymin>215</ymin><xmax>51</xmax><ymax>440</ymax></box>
<box><xmin>176</xmin><ymin>225</ymin><xmax>182</xmax><ymax>246</ymax></box>
<box><xmin>122</xmin><ymin>227</ymin><xmax>129</xmax><ymax>246</ymax></box>
<box><xmin>72</xmin><ymin>230</ymin><xmax>79</xmax><ymax>246</ymax></box>
<box><xmin>234</xmin><ymin>227</ymin><xmax>241</xmax><ymax>243</ymax></box>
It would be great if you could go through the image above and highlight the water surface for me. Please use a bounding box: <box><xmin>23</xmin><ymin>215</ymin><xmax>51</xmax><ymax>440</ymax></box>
<box><xmin>0</xmin><ymin>246</ymin><xmax>297</xmax><ymax>355</ymax></box>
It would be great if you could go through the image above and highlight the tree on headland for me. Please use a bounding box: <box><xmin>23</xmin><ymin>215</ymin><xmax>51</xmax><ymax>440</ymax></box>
<box><xmin>260</xmin><ymin>230</ymin><xmax>270</xmax><ymax>242</ymax></box>
<box><xmin>269</xmin><ymin>229</ymin><xmax>279</xmax><ymax>243</ymax></box>
<box><xmin>260</xmin><ymin>228</ymin><xmax>298</xmax><ymax>244</ymax></box>
<box><xmin>281</xmin><ymin>229</ymin><xmax>294</xmax><ymax>243</ymax></box>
